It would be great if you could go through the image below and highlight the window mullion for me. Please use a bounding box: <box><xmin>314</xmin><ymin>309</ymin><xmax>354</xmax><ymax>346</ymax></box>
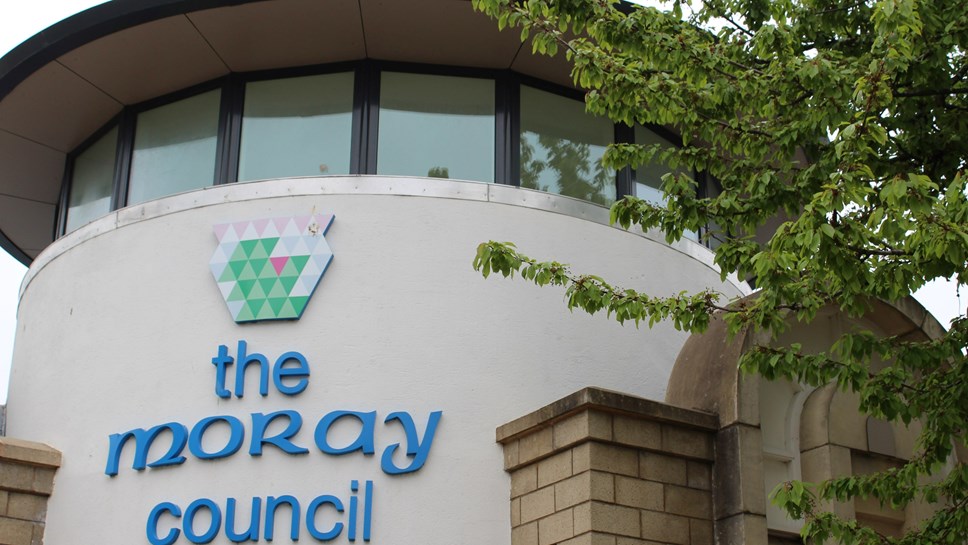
<box><xmin>215</xmin><ymin>75</ymin><xmax>244</xmax><ymax>186</ymax></box>
<box><xmin>112</xmin><ymin>110</ymin><xmax>135</xmax><ymax>209</ymax></box>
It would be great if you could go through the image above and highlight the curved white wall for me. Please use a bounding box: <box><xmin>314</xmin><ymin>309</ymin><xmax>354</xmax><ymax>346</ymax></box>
<box><xmin>6</xmin><ymin>177</ymin><xmax>746</xmax><ymax>545</ymax></box>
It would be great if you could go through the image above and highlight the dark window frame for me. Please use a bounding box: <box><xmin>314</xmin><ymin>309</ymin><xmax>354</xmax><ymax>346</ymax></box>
<box><xmin>233</xmin><ymin>64</ymin><xmax>359</xmax><ymax>183</ymax></box>
<box><xmin>57</xmin><ymin>114</ymin><xmax>123</xmax><ymax>237</ymax></box>
<box><xmin>122</xmin><ymin>78</ymin><xmax>225</xmax><ymax>207</ymax></box>
<box><xmin>57</xmin><ymin>59</ymin><xmax>701</xmax><ymax>243</ymax></box>
<box><xmin>374</xmin><ymin>63</ymin><xmax>500</xmax><ymax>182</ymax></box>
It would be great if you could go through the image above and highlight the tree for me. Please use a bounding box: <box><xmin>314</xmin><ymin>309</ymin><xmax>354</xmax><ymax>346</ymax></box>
<box><xmin>470</xmin><ymin>0</ymin><xmax>967</xmax><ymax>543</ymax></box>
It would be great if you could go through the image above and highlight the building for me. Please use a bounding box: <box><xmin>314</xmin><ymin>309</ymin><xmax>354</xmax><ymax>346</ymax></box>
<box><xmin>0</xmin><ymin>1</ymin><xmax>957</xmax><ymax>544</ymax></box>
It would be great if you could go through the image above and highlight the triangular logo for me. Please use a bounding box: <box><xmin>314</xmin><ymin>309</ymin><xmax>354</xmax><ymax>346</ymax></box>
<box><xmin>210</xmin><ymin>214</ymin><xmax>335</xmax><ymax>323</ymax></box>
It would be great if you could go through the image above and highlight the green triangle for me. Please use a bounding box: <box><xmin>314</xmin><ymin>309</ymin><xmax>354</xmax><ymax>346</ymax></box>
<box><xmin>268</xmin><ymin>280</ymin><xmax>288</xmax><ymax>298</ymax></box>
<box><xmin>219</xmin><ymin>266</ymin><xmax>238</xmax><ymax>282</ymax></box>
<box><xmin>280</xmin><ymin>276</ymin><xmax>298</xmax><ymax>293</ymax></box>
<box><xmin>229</xmin><ymin>244</ymin><xmax>248</xmax><ymax>262</ymax></box>
<box><xmin>259</xmin><ymin>277</ymin><xmax>277</xmax><ymax>296</ymax></box>
<box><xmin>290</xmin><ymin>296</ymin><xmax>309</xmax><ymax>315</ymax></box>
<box><xmin>256</xmin><ymin>301</ymin><xmax>276</xmax><ymax>320</ymax></box>
<box><xmin>258</xmin><ymin>260</ymin><xmax>278</xmax><ymax>279</ymax></box>
<box><xmin>238</xmin><ymin>262</ymin><xmax>258</xmax><ymax>281</ymax></box>
<box><xmin>249</xmin><ymin>258</ymin><xmax>268</xmax><ymax>278</ymax></box>
<box><xmin>267</xmin><ymin>297</ymin><xmax>287</xmax><ymax>314</ymax></box>
<box><xmin>278</xmin><ymin>299</ymin><xmax>298</xmax><ymax>319</ymax></box>
<box><xmin>247</xmin><ymin>298</ymin><xmax>267</xmax><ymax>316</ymax></box>
<box><xmin>280</xmin><ymin>260</ymin><xmax>300</xmax><ymax>277</ymax></box>
<box><xmin>229</xmin><ymin>260</ymin><xmax>248</xmax><ymax>278</ymax></box>
<box><xmin>290</xmin><ymin>255</ymin><xmax>310</xmax><ymax>273</ymax></box>
<box><xmin>227</xmin><ymin>283</ymin><xmax>245</xmax><ymax>302</ymax></box>
<box><xmin>240</xmin><ymin>239</ymin><xmax>259</xmax><ymax>257</ymax></box>
<box><xmin>249</xmin><ymin>246</ymin><xmax>268</xmax><ymax>261</ymax></box>
<box><xmin>237</xmin><ymin>279</ymin><xmax>257</xmax><ymax>297</ymax></box>
<box><xmin>260</xmin><ymin>238</ymin><xmax>280</xmax><ymax>255</ymax></box>
<box><xmin>236</xmin><ymin>303</ymin><xmax>255</xmax><ymax>322</ymax></box>
<box><xmin>248</xmin><ymin>281</ymin><xmax>267</xmax><ymax>300</ymax></box>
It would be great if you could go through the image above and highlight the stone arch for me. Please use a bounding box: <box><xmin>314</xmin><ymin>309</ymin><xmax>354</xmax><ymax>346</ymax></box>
<box><xmin>666</xmin><ymin>295</ymin><xmax>955</xmax><ymax>544</ymax></box>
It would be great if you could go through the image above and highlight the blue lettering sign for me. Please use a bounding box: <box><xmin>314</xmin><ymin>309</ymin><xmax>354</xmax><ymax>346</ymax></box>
<box><xmin>120</xmin><ymin>342</ymin><xmax>439</xmax><ymax>544</ymax></box>
<box><xmin>146</xmin><ymin>482</ymin><xmax>374</xmax><ymax>544</ymax></box>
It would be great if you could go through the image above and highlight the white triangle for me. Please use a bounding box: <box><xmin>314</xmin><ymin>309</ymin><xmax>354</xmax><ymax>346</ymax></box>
<box><xmin>217</xmin><ymin>281</ymin><xmax>235</xmax><ymax>299</ymax></box>
<box><xmin>289</xmin><ymin>279</ymin><xmax>311</xmax><ymax>297</ymax></box>
<box><xmin>261</xmin><ymin>221</ymin><xmax>280</xmax><ymax>238</ymax></box>
<box><xmin>210</xmin><ymin>261</ymin><xmax>227</xmax><ymax>279</ymax></box>
<box><xmin>227</xmin><ymin>300</ymin><xmax>245</xmax><ymax>319</ymax></box>
<box><xmin>211</xmin><ymin>245</ymin><xmax>229</xmax><ymax>263</ymax></box>
<box><xmin>314</xmin><ymin>252</ymin><xmax>333</xmax><ymax>271</ymax></box>
<box><xmin>300</xmin><ymin>258</ymin><xmax>321</xmax><ymax>277</ymax></box>
<box><xmin>279</xmin><ymin>236</ymin><xmax>299</xmax><ymax>252</ymax></box>
<box><xmin>290</xmin><ymin>238</ymin><xmax>311</xmax><ymax>256</ymax></box>
<box><xmin>221</xmin><ymin>241</ymin><xmax>239</xmax><ymax>256</ymax></box>
<box><xmin>270</xmin><ymin>242</ymin><xmax>289</xmax><ymax>258</ymax></box>
<box><xmin>314</xmin><ymin>239</ymin><xmax>333</xmax><ymax>255</ymax></box>
<box><xmin>241</xmin><ymin>223</ymin><xmax>259</xmax><ymax>241</ymax></box>
<box><xmin>219</xmin><ymin>225</ymin><xmax>239</xmax><ymax>244</ymax></box>
<box><xmin>301</xmin><ymin>275</ymin><xmax>321</xmax><ymax>294</ymax></box>
<box><xmin>282</xmin><ymin>219</ymin><xmax>301</xmax><ymax>237</ymax></box>
<box><xmin>299</xmin><ymin>235</ymin><xmax>318</xmax><ymax>252</ymax></box>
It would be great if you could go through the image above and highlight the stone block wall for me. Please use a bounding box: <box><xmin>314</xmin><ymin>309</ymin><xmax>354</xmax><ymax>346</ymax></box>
<box><xmin>0</xmin><ymin>437</ymin><xmax>61</xmax><ymax>545</ymax></box>
<box><xmin>497</xmin><ymin>388</ymin><xmax>717</xmax><ymax>545</ymax></box>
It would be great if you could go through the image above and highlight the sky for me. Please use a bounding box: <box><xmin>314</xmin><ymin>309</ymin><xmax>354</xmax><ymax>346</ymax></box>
<box><xmin>0</xmin><ymin>0</ymin><xmax>109</xmax><ymax>403</ymax></box>
<box><xmin>0</xmin><ymin>1</ymin><xmax>963</xmax><ymax>403</ymax></box>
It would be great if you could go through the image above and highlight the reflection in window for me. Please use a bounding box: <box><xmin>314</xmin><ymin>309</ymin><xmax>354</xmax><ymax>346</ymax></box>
<box><xmin>128</xmin><ymin>90</ymin><xmax>221</xmax><ymax>205</ymax></box>
<box><xmin>520</xmin><ymin>86</ymin><xmax>613</xmax><ymax>205</ymax></box>
<box><xmin>701</xmin><ymin>178</ymin><xmax>723</xmax><ymax>249</ymax></box>
<box><xmin>239</xmin><ymin>73</ymin><xmax>354</xmax><ymax>182</ymax></box>
<box><xmin>634</xmin><ymin>125</ymin><xmax>691</xmax><ymax>205</ymax></box>
<box><xmin>66</xmin><ymin>126</ymin><xmax>118</xmax><ymax>232</ymax></box>
<box><xmin>634</xmin><ymin>125</ymin><xmax>700</xmax><ymax>242</ymax></box>
<box><xmin>377</xmin><ymin>72</ymin><xmax>494</xmax><ymax>182</ymax></box>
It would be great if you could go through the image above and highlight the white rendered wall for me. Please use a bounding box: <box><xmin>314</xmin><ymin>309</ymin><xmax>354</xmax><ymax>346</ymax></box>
<box><xmin>6</xmin><ymin>177</ymin><xmax>746</xmax><ymax>545</ymax></box>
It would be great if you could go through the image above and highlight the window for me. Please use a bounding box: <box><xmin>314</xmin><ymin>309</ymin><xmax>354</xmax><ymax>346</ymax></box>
<box><xmin>519</xmin><ymin>85</ymin><xmax>614</xmax><ymax>205</ymax></box>
<box><xmin>633</xmin><ymin>125</ymin><xmax>701</xmax><ymax>242</ymax></box>
<box><xmin>127</xmin><ymin>89</ymin><xmax>221</xmax><ymax>205</ymax></box>
<box><xmin>633</xmin><ymin>125</ymin><xmax>690</xmax><ymax>205</ymax></box>
<box><xmin>239</xmin><ymin>73</ymin><xmax>354</xmax><ymax>182</ymax></box>
<box><xmin>64</xmin><ymin>65</ymin><xmax>716</xmax><ymax>238</ymax></box>
<box><xmin>377</xmin><ymin>72</ymin><xmax>494</xmax><ymax>182</ymax></box>
<box><xmin>65</xmin><ymin>126</ymin><xmax>117</xmax><ymax>232</ymax></box>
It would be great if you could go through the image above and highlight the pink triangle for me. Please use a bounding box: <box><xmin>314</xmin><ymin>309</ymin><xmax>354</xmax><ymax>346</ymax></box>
<box><xmin>213</xmin><ymin>223</ymin><xmax>230</xmax><ymax>241</ymax></box>
<box><xmin>314</xmin><ymin>214</ymin><xmax>335</xmax><ymax>234</ymax></box>
<box><xmin>294</xmin><ymin>215</ymin><xmax>311</xmax><ymax>233</ymax></box>
<box><xmin>272</xmin><ymin>217</ymin><xmax>290</xmax><ymax>233</ymax></box>
<box><xmin>233</xmin><ymin>221</ymin><xmax>250</xmax><ymax>237</ymax></box>
<box><xmin>252</xmin><ymin>218</ymin><xmax>270</xmax><ymax>236</ymax></box>
<box><xmin>270</xmin><ymin>256</ymin><xmax>290</xmax><ymax>275</ymax></box>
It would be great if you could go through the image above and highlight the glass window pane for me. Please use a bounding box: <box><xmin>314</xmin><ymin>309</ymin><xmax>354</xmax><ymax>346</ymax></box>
<box><xmin>634</xmin><ymin>125</ymin><xmax>698</xmax><ymax>241</ymax></box>
<box><xmin>66</xmin><ymin>126</ymin><xmax>118</xmax><ymax>232</ymax></box>
<box><xmin>634</xmin><ymin>125</ymin><xmax>691</xmax><ymax>205</ymax></box>
<box><xmin>378</xmin><ymin>72</ymin><xmax>494</xmax><ymax>182</ymax></box>
<box><xmin>239</xmin><ymin>72</ymin><xmax>354</xmax><ymax>182</ymax></box>
<box><xmin>520</xmin><ymin>86</ymin><xmax>613</xmax><ymax>205</ymax></box>
<box><xmin>128</xmin><ymin>90</ymin><xmax>221</xmax><ymax>205</ymax></box>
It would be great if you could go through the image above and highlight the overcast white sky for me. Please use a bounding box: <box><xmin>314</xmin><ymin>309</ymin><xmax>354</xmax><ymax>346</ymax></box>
<box><xmin>0</xmin><ymin>1</ymin><xmax>963</xmax><ymax>403</ymax></box>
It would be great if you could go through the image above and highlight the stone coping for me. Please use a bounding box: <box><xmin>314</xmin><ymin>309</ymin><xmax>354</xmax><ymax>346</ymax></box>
<box><xmin>497</xmin><ymin>387</ymin><xmax>718</xmax><ymax>444</ymax></box>
<box><xmin>0</xmin><ymin>437</ymin><xmax>61</xmax><ymax>469</ymax></box>
<box><xmin>22</xmin><ymin>176</ymin><xmax>751</xmax><ymax>300</ymax></box>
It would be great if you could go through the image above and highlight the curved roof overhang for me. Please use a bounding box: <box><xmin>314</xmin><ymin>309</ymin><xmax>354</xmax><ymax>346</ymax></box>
<box><xmin>0</xmin><ymin>0</ymin><xmax>577</xmax><ymax>264</ymax></box>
